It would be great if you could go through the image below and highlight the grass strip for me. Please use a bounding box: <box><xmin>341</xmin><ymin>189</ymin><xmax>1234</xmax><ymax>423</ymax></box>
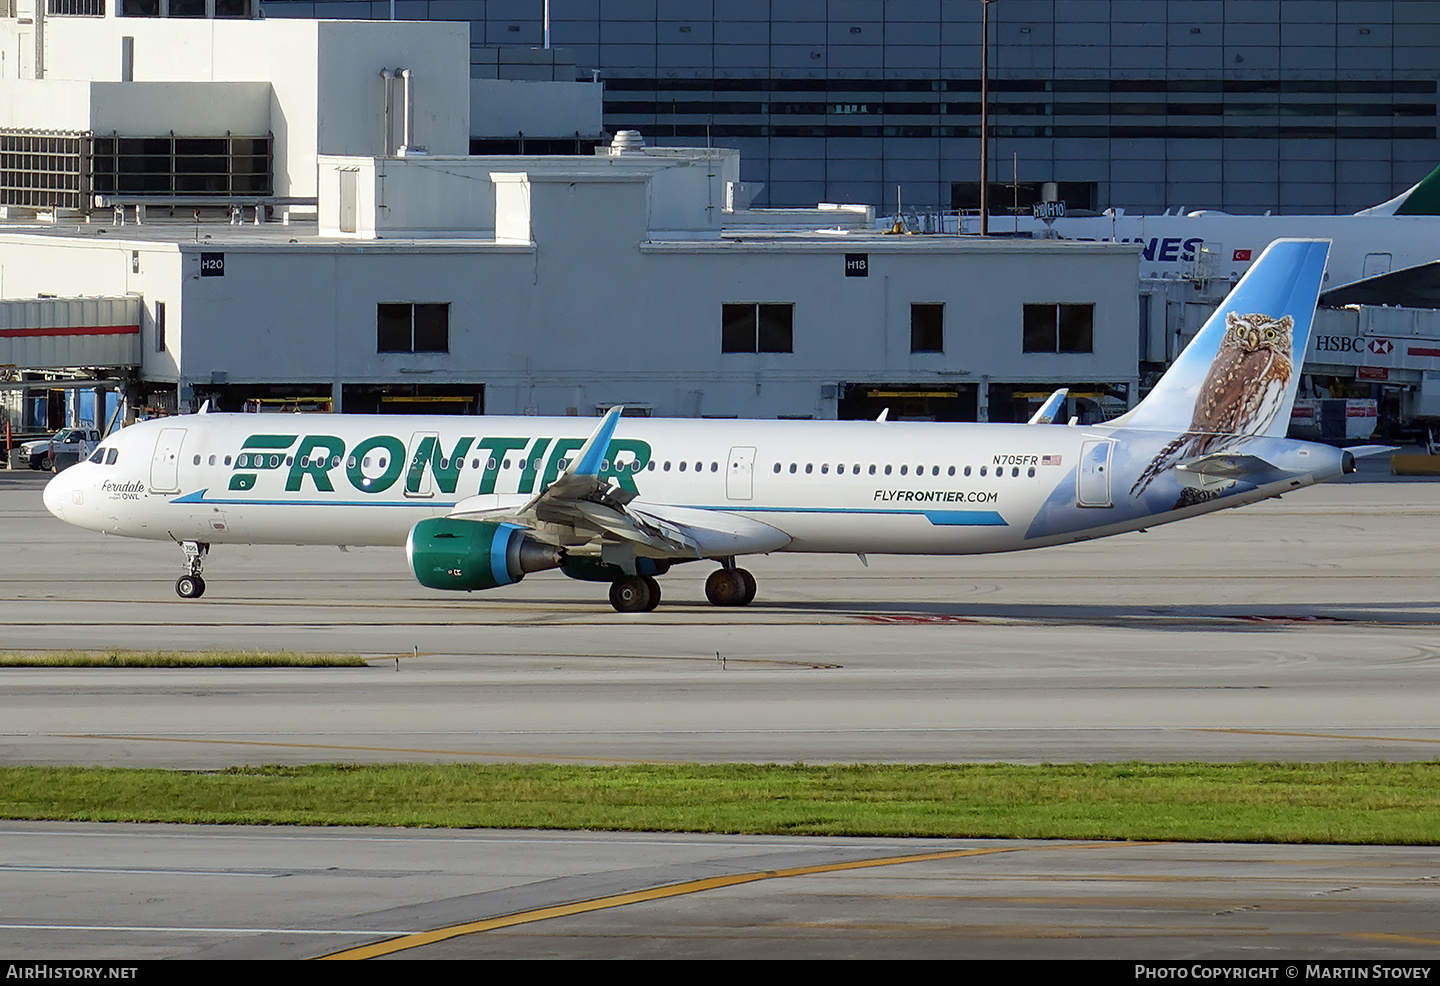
<box><xmin>2</xmin><ymin>761</ymin><xmax>1439</xmax><ymax>844</ymax></box>
<box><xmin>0</xmin><ymin>651</ymin><xmax>369</xmax><ymax>668</ymax></box>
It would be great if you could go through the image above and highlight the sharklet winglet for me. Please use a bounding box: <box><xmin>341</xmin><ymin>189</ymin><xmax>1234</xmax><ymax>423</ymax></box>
<box><xmin>570</xmin><ymin>405</ymin><xmax>624</xmax><ymax>478</ymax></box>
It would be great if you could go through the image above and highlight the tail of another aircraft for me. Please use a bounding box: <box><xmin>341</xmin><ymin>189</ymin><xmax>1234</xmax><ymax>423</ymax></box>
<box><xmin>1354</xmin><ymin>162</ymin><xmax>1440</xmax><ymax>216</ymax></box>
<box><xmin>1113</xmin><ymin>238</ymin><xmax>1330</xmax><ymax>493</ymax></box>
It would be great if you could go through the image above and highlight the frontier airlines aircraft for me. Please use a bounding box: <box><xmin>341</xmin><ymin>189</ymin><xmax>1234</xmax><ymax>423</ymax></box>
<box><xmin>44</xmin><ymin>239</ymin><xmax>1365</xmax><ymax>612</ymax></box>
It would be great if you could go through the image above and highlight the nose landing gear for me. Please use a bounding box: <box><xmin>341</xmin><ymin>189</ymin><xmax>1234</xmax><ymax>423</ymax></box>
<box><xmin>175</xmin><ymin>540</ymin><xmax>209</xmax><ymax>599</ymax></box>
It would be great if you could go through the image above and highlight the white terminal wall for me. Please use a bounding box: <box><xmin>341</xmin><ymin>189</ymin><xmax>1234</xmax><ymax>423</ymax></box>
<box><xmin>0</xmin><ymin>234</ymin><xmax>184</xmax><ymax>381</ymax></box>
<box><xmin>469</xmin><ymin>78</ymin><xmax>603</xmax><ymax>138</ymax></box>
<box><xmin>318</xmin><ymin>149</ymin><xmax>741</xmax><ymax>239</ymax></box>
<box><xmin>0</xmin><ymin>80</ymin><xmax>272</xmax><ymax>138</ymax></box>
<box><xmin>0</xmin><ymin>225</ymin><xmax>1136</xmax><ymax>419</ymax></box>
<box><xmin>1</xmin><ymin>18</ymin><xmax>469</xmax><ymax>198</ymax></box>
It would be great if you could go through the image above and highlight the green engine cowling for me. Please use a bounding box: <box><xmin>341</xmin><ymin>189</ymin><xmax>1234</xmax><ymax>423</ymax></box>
<box><xmin>406</xmin><ymin>518</ymin><xmax>560</xmax><ymax>591</ymax></box>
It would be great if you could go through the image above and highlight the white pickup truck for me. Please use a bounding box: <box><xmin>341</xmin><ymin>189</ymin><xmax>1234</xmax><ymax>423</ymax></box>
<box><xmin>20</xmin><ymin>427</ymin><xmax>102</xmax><ymax>471</ymax></box>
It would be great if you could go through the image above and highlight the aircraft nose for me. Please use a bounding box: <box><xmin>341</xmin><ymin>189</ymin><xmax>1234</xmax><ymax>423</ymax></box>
<box><xmin>42</xmin><ymin>470</ymin><xmax>71</xmax><ymax>521</ymax></box>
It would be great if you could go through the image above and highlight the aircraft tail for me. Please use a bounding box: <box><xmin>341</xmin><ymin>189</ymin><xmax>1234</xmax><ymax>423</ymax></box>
<box><xmin>1112</xmin><ymin>238</ymin><xmax>1330</xmax><ymax>439</ymax></box>
<box><xmin>1354</xmin><ymin>163</ymin><xmax>1440</xmax><ymax>216</ymax></box>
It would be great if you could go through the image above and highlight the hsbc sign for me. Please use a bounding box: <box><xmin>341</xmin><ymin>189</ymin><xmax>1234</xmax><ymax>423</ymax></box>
<box><xmin>1306</xmin><ymin>334</ymin><xmax>1440</xmax><ymax>372</ymax></box>
<box><xmin>1312</xmin><ymin>335</ymin><xmax>1366</xmax><ymax>354</ymax></box>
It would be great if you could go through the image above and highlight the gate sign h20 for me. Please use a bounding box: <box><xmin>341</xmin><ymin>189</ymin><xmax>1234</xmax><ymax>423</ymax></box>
<box><xmin>200</xmin><ymin>252</ymin><xmax>225</xmax><ymax>277</ymax></box>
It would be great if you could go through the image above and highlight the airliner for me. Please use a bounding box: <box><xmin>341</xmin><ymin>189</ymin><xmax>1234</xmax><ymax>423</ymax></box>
<box><xmin>43</xmin><ymin>239</ymin><xmax>1366</xmax><ymax>612</ymax></box>
<box><xmin>968</xmin><ymin>163</ymin><xmax>1440</xmax><ymax>287</ymax></box>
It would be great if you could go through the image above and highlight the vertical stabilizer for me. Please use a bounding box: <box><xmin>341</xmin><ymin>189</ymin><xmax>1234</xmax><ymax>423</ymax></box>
<box><xmin>1355</xmin><ymin>163</ymin><xmax>1440</xmax><ymax>216</ymax></box>
<box><xmin>1114</xmin><ymin>238</ymin><xmax>1330</xmax><ymax>439</ymax></box>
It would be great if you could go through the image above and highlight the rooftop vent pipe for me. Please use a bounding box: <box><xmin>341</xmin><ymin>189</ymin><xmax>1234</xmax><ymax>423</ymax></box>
<box><xmin>609</xmin><ymin>130</ymin><xmax>646</xmax><ymax>156</ymax></box>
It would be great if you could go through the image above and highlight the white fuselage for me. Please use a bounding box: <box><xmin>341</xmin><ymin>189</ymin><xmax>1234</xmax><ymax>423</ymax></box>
<box><xmin>979</xmin><ymin>212</ymin><xmax>1440</xmax><ymax>285</ymax></box>
<box><xmin>43</xmin><ymin>412</ymin><xmax>1347</xmax><ymax>559</ymax></box>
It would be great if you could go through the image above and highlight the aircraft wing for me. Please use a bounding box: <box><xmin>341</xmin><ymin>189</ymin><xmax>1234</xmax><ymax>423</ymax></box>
<box><xmin>445</xmin><ymin>406</ymin><xmax>792</xmax><ymax>558</ymax></box>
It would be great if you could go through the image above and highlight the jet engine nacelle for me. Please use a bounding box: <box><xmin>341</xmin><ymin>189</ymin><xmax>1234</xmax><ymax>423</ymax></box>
<box><xmin>406</xmin><ymin>518</ymin><xmax>560</xmax><ymax>591</ymax></box>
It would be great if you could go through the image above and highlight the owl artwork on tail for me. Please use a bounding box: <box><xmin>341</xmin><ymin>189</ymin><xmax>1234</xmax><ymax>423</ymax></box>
<box><xmin>1129</xmin><ymin>311</ymin><xmax>1294</xmax><ymax>497</ymax></box>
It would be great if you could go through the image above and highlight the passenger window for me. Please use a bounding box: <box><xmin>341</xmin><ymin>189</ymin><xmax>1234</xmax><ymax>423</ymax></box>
<box><xmin>899</xmin><ymin>465</ymin><xmax>907</xmax><ymax>476</ymax></box>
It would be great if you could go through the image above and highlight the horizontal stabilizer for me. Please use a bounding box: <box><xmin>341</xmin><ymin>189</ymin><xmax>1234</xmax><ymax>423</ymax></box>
<box><xmin>1342</xmin><ymin>444</ymin><xmax>1396</xmax><ymax>460</ymax></box>
<box><xmin>1174</xmin><ymin>452</ymin><xmax>1280</xmax><ymax>482</ymax></box>
<box><xmin>1170</xmin><ymin>448</ymin><xmax>1339</xmax><ymax>491</ymax></box>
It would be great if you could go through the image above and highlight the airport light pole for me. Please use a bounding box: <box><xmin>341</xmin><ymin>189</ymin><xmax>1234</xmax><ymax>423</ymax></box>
<box><xmin>979</xmin><ymin>0</ymin><xmax>998</xmax><ymax>236</ymax></box>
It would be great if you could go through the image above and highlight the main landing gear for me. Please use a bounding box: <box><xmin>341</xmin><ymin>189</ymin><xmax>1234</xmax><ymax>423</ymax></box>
<box><xmin>175</xmin><ymin>540</ymin><xmax>209</xmax><ymax>599</ymax></box>
<box><xmin>704</xmin><ymin>563</ymin><xmax>756</xmax><ymax>607</ymax></box>
<box><xmin>608</xmin><ymin>574</ymin><xmax>662</xmax><ymax>613</ymax></box>
<box><xmin>604</xmin><ymin>560</ymin><xmax>756</xmax><ymax>612</ymax></box>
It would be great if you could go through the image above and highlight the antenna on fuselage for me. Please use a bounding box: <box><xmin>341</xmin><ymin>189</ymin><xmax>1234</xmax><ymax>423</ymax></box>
<box><xmin>875</xmin><ymin>408</ymin><xmax>889</xmax><ymax>422</ymax></box>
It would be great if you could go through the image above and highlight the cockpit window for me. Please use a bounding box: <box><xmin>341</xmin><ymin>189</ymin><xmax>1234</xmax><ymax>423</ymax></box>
<box><xmin>89</xmin><ymin>447</ymin><xmax>119</xmax><ymax>465</ymax></box>
<box><xmin>106</xmin><ymin>448</ymin><xmax>118</xmax><ymax>465</ymax></box>
<box><xmin>88</xmin><ymin>447</ymin><xmax>105</xmax><ymax>464</ymax></box>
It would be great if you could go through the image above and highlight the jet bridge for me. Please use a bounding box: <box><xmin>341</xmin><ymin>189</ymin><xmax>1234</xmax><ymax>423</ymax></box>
<box><xmin>0</xmin><ymin>297</ymin><xmax>141</xmax><ymax>370</ymax></box>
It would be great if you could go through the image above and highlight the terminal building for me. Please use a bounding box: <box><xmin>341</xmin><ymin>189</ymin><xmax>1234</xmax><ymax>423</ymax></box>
<box><xmin>259</xmin><ymin>1</ymin><xmax>1440</xmax><ymax>218</ymax></box>
<box><xmin>0</xmin><ymin>5</ymin><xmax>1142</xmax><ymax>432</ymax></box>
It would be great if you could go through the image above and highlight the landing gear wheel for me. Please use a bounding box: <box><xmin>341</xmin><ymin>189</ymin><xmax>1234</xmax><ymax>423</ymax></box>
<box><xmin>175</xmin><ymin>541</ymin><xmax>210</xmax><ymax>600</ymax></box>
<box><xmin>706</xmin><ymin>568</ymin><xmax>758</xmax><ymax>607</ymax></box>
<box><xmin>706</xmin><ymin>569</ymin><xmax>744</xmax><ymax>606</ymax></box>
<box><xmin>736</xmin><ymin>568</ymin><xmax>757</xmax><ymax>606</ymax></box>
<box><xmin>609</xmin><ymin>574</ymin><xmax>655</xmax><ymax>613</ymax></box>
<box><xmin>176</xmin><ymin>575</ymin><xmax>206</xmax><ymax>599</ymax></box>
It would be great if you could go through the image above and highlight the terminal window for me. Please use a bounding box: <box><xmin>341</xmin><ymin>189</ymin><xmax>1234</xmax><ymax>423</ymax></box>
<box><xmin>377</xmin><ymin>303</ymin><xmax>449</xmax><ymax>354</ymax></box>
<box><xmin>1023</xmin><ymin>303</ymin><xmax>1094</xmax><ymax>354</ymax></box>
<box><xmin>722</xmin><ymin>303</ymin><xmax>793</xmax><ymax>354</ymax></box>
<box><xmin>911</xmin><ymin>304</ymin><xmax>944</xmax><ymax>353</ymax></box>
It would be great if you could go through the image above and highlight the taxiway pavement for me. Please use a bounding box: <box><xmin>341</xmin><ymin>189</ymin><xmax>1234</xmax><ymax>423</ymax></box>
<box><xmin>3</xmin><ymin>465</ymin><xmax>1439</xmax><ymax>959</ymax></box>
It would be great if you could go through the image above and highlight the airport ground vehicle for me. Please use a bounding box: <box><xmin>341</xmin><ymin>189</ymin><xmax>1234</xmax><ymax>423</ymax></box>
<box><xmin>22</xmin><ymin>428</ymin><xmax>101</xmax><ymax>471</ymax></box>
